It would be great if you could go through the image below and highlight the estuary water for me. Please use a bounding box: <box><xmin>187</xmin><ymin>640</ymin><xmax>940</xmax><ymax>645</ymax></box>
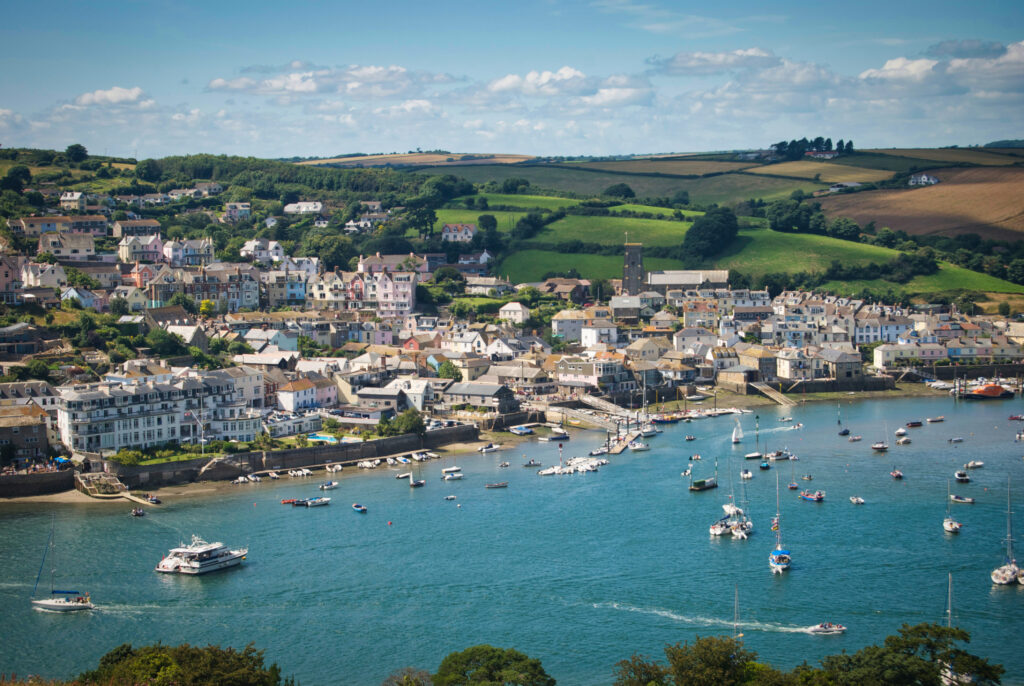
<box><xmin>2</xmin><ymin>396</ymin><xmax>1024</xmax><ymax>685</ymax></box>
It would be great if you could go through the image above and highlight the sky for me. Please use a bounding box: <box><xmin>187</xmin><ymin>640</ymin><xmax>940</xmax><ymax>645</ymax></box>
<box><xmin>1</xmin><ymin>0</ymin><xmax>1022</xmax><ymax>159</ymax></box>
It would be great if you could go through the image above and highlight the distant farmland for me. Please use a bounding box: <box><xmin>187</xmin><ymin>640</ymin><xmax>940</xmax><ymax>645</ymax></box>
<box><xmin>418</xmin><ymin>164</ymin><xmax>823</xmax><ymax>204</ymax></box>
<box><xmin>297</xmin><ymin>153</ymin><xmax>533</xmax><ymax>167</ymax></box>
<box><xmin>745</xmin><ymin>160</ymin><xmax>894</xmax><ymax>184</ymax></box>
<box><xmin>864</xmin><ymin>148</ymin><xmax>1023</xmax><ymax>166</ymax></box>
<box><xmin>569</xmin><ymin>160</ymin><xmax>756</xmax><ymax>176</ymax></box>
<box><xmin>818</xmin><ymin>167</ymin><xmax>1024</xmax><ymax>240</ymax></box>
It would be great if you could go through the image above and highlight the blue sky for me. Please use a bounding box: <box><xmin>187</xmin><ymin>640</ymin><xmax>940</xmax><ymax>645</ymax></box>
<box><xmin>1</xmin><ymin>0</ymin><xmax>1022</xmax><ymax>158</ymax></box>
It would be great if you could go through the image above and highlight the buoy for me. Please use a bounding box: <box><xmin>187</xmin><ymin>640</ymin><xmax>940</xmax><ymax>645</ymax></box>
<box><xmin>388</xmin><ymin>521</ymin><xmax>392</xmax><ymax>526</ymax></box>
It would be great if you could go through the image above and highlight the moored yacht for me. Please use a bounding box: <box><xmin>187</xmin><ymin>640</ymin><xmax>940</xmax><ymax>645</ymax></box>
<box><xmin>155</xmin><ymin>535</ymin><xmax>247</xmax><ymax>575</ymax></box>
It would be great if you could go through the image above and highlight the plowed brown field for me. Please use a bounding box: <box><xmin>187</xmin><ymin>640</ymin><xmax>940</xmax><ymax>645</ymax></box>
<box><xmin>818</xmin><ymin>167</ymin><xmax>1024</xmax><ymax>240</ymax></box>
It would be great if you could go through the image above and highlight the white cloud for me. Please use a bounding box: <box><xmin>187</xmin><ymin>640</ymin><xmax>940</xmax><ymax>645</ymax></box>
<box><xmin>860</xmin><ymin>57</ymin><xmax>939</xmax><ymax>81</ymax></box>
<box><xmin>207</xmin><ymin>64</ymin><xmax>459</xmax><ymax>100</ymax></box>
<box><xmin>75</xmin><ymin>86</ymin><xmax>146</xmax><ymax>106</ymax></box>
<box><xmin>488</xmin><ymin>66</ymin><xmax>589</xmax><ymax>96</ymax></box>
<box><xmin>647</xmin><ymin>48</ymin><xmax>781</xmax><ymax>75</ymax></box>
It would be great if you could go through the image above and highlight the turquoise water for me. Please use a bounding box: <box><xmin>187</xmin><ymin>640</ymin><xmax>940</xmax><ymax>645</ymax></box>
<box><xmin>2</xmin><ymin>396</ymin><xmax>1024</xmax><ymax>685</ymax></box>
<box><xmin>307</xmin><ymin>432</ymin><xmax>339</xmax><ymax>444</ymax></box>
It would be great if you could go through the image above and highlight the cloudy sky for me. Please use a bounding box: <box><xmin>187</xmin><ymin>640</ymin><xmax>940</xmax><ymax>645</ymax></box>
<box><xmin>1</xmin><ymin>0</ymin><xmax>1022</xmax><ymax>159</ymax></box>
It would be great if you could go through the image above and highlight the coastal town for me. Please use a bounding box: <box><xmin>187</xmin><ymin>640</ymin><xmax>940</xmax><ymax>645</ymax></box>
<box><xmin>0</xmin><ymin>174</ymin><xmax>1022</xmax><ymax>495</ymax></box>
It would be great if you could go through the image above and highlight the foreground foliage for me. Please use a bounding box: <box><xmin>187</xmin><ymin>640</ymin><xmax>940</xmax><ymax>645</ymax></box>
<box><xmin>77</xmin><ymin>643</ymin><xmax>292</xmax><ymax>686</ymax></box>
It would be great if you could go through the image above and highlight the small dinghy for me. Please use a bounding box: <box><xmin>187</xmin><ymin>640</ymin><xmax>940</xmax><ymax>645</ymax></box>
<box><xmin>352</xmin><ymin>503</ymin><xmax>367</xmax><ymax>513</ymax></box>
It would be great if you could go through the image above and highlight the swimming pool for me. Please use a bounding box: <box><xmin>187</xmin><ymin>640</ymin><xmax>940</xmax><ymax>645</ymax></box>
<box><xmin>307</xmin><ymin>432</ymin><xmax>338</xmax><ymax>444</ymax></box>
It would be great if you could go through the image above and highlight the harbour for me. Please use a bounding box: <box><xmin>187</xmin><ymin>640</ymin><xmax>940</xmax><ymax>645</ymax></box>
<box><xmin>2</xmin><ymin>395</ymin><xmax>1024</xmax><ymax>684</ymax></box>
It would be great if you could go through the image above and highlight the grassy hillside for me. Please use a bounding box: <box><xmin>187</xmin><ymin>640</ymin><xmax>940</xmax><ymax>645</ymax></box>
<box><xmin>418</xmin><ymin>164</ymin><xmax>824</xmax><ymax>204</ymax></box>
<box><xmin>469</xmin><ymin>193</ymin><xmax>580</xmax><ymax>210</ymax></box>
<box><xmin>711</xmin><ymin>228</ymin><xmax>900</xmax><ymax>276</ymax></box>
<box><xmin>433</xmin><ymin>208</ymin><xmax>526</xmax><ymax>232</ymax></box>
<box><xmin>820</xmin><ymin>263</ymin><xmax>1024</xmax><ymax>298</ymax></box>
<box><xmin>495</xmin><ymin>250</ymin><xmax>688</xmax><ymax>282</ymax></box>
<box><xmin>538</xmin><ymin>214</ymin><xmax>690</xmax><ymax>246</ymax></box>
<box><xmin>568</xmin><ymin>159</ymin><xmax>755</xmax><ymax>175</ymax></box>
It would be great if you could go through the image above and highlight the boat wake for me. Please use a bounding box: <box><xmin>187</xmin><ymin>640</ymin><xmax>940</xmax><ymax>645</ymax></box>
<box><xmin>593</xmin><ymin>601</ymin><xmax>811</xmax><ymax>634</ymax></box>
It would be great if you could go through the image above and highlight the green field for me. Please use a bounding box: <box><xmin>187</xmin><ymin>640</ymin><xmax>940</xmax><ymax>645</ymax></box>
<box><xmin>711</xmin><ymin>228</ymin><xmax>901</xmax><ymax>276</ymax></box>
<box><xmin>821</xmin><ymin>263</ymin><xmax>1024</xmax><ymax>297</ymax></box>
<box><xmin>495</xmin><ymin>250</ymin><xmax>688</xmax><ymax>282</ymax></box>
<box><xmin>609</xmin><ymin>204</ymin><xmax>702</xmax><ymax>217</ymax></box>
<box><xmin>539</xmin><ymin>214</ymin><xmax>690</xmax><ymax>246</ymax></box>
<box><xmin>433</xmin><ymin>208</ymin><xmax>526</xmax><ymax>233</ymax></box>
<box><xmin>470</xmin><ymin>193</ymin><xmax>581</xmax><ymax>210</ymax></box>
<box><xmin>419</xmin><ymin>164</ymin><xmax>824</xmax><ymax>205</ymax></box>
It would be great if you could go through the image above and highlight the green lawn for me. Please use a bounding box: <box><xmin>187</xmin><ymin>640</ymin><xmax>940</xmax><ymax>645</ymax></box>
<box><xmin>609</xmin><ymin>204</ymin><xmax>703</xmax><ymax>218</ymax></box>
<box><xmin>496</xmin><ymin>250</ymin><xmax>688</xmax><ymax>282</ymax></box>
<box><xmin>539</xmin><ymin>214</ymin><xmax>691</xmax><ymax>246</ymax></box>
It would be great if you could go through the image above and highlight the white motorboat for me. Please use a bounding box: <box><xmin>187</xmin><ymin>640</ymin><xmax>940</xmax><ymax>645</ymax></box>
<box><xmin>896</xmin><ymin>437</ymin><xmax>911</xmax><ymax>445</ymax></box>
<box><xmin>478</xmin><ymin>443</ymin><xmax>498</xmax><ymax>453</ymax></box>
<box><xmin>871</xmin><ymin>441</ymin><xmax>889</xmax><ymax>452</ymax></box>
<box><xmin>954</xmin><ymin>470</ymin><xmax>970</xmax><ymax>483</ymax></box>
<box><xmin>267</xmin><ymin>471</ymin><xmax>280</xmax><ymax>480</ymax></box>
<box><xmin>640</xmin><ymin>425</ymin><xmax>658</xmax><ymax>438</ymax></box>
<box><xmin>744</xmin><ymin>452</ymin><xmax>763</xmax><ymax>460</ymax></box>
<box><xmin>808</xmin><ymin>622</ymin><xmax>846</xmax><ymax>635</ymax></box>
<box><xmin>319</xmin><ymin>480</ymin><xmax>339</xmax><ymax>490</ymax></box>
<box><xmin>155</xmin><ymin>535</ymin><xmax>247</xmax><ymax>575</ymax></box>
<box><xmin>769</xmin><ymin>472</ymin><xmax>791</xmax><ymax>574</ymax></box>
<box><xmin>628</xmin><ymin>441</ymin><xmax>650</xmax><ymax>452</ymax></box>
<box><xmin>443</xmin><ymin>472</ymin><xmax>464</xmax><ymax>481</ymax></box>
<box><xmin>943</xmin><ymin>480</ymin><xmax>962</xmax><ymax>534</ymax></box>
<box><xmin>991</xmin><ymin>478</ymin><xmax>1019</xmax><ymax>585</ymax></box>
<box><xmin>740</xmin><ymin>469</ymin><xmax>753</xmax><ymax>480</ymax></box>
<box><xmin>949</xmin><ymin>437</ymin><xmax>964</xmax><ymax>443</ymax></box>
<box><xmin>249</xmin><ymin>474</ymin><xmax>261</xmax><ymax>483</ymax></box>
<box><xmin>442</xmin><ymin>466</ymin><xmax>462</xmax><ymax>474</ymax></box>
<box><xmin>895</xmin><ymin>427</ymin><xmax>907</xmax><ymax>436</ymax></box>
<box><xmin>305</xmin><ymin>497</ymin><xmax>331</xmax><ymax>507</ymax></box>
<box><xmin>31</xmin><ymin>517</ymin><xmax>94</xmax><ymax>612</ymax></box>
<box><xmin>964</xmin><ymin>460</ymin><xmax>984</xmax><ymax>469</ymax></box>
<box><xmin>396</xmin><ymin>472</ymin><xmax>412</xmax><ymax>480</ymax></box>
<box><xmin>589</xmin><ymin>446</ymin><xmax>608</xmax><ymax>456</ymax></box>
<box><xmin>849</xmin><ymin>496</ymin><xmax>864</xmax><ymax>505</ymax></box>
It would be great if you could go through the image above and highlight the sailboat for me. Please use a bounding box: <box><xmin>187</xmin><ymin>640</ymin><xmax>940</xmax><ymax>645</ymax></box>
<box><xmin>943</xmin><ymin>480</ymin><xmax>962</xmax><ymax>534</ymax></box>
<box><xmin>939</xmin><ymin>572</ymin><xmax>972</xmax><ymax>685</ymax></box>
<box><xmin>990</xmin><ymin>477</ymin><xmax>1019</xmax><ymax>585</ymax></box>
<box><xmin>769</xmin><ymin>472</ymin><xmax>791</xmax><ymax>574</ymax></box>
<box><xmin>744</xmin><ymin>416</ymin><xmax>763</xmax><ymax>460</ymax></box>
<box><xmin>731</xmin><ymin>420</ymin><xmax>743</xmax><ymax>445</ymax></box>
<box><xmin>871</xmin><ymin>421</ymin><xmax>890</xmax><ymax>452</ymax></box>
<box><xmin>31</xmin><ymin>517</ymin><xmax>94</xmax><ymax>612</ymax></box>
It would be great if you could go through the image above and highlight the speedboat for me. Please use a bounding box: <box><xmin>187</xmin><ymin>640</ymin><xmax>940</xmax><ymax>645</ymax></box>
<box><xmin>443</xmin><ymin>472</ymin><xmax>464</xmax><ymax>481</ymax></box>
<box><xmin>964</xmin><ymin>460</ymin><xmax>984</xmax><ymax>469</ymax></box>
<box><xmin>896</xmin><ymin>437</ymin><xmax>911</xmax><ymax>445</ymax></box>
<box><xmin>155</xmin><ymin>535</ymin><xmax>247</xmax><ymax>574</ymax></box>
<box><xmin>281</xmin><ymin>498</ymin><xmax>296</xmax><ymax>505</ymax></box>
<box><xmin>628</xmin><ymin>441</ymin><xmax>650</xmax><ymax>452</ymax></box>
<box><xmin>267</xmin><ymin>472</ymin><xmax>280</xmax><ymax>480</ymax></box>
<box><xmin>131</xmin><ymin>508</ymin><xmax>145</xmax><ymax>517</ymax></box>
<box><xmin>943</xmin><ymin>517</ymin><xmax>962</xmax><ymax>533</ymax></box>
<box><xmin>779</xmin><ymin>417</ymin><xmax>793</xmax><ymax>423</ymax></box>
<box><xmin>523</xmin><ymin>458</ymin><xmax>541</xmax><ymax>467</ymax></box>
<box><xmin>758</xmin><ymin>461</ymin><xmax>770</xmax><ymax>470</ymax></box>
<box><xmin>871</xmin><ymin>442</ymin><xmax>889</xmax><ymax>452</ymax></box>
<box><xmin>808</xmin><ymin>622</ymin><xmax>846</xmax><ymax>635</ymax></box>
<box><xmin>291</xmin><ymin>499</ymin><xmax>308</xmax><ymax>506</ymax></box>
<box><xmin>744</xmin><ymin>451</ymin><xmax>763</xmax><ymax>460</ymax></box>
<box><xmin>954</xmin><ymin>470</ymin><xmax>970</xmax><ymax>483</ymax></box>
<box><xmin>895</xmin><ymin>427</ymin><xmax>907</xmax><ymax>436</ymax></box>
<box><xmin>249</xmin><ymin>474</ymin><xmax>261</xmax><ymax>483</ymax></box>
<box><xmin>588</xmin><ymin>447</ymin><xmax>608</xmax><ymax>456</ymax></box>
<box><xmin>949</xmin><ymin>494</ymin><xmax>974</xmax><ymax>504</ymax></box>
<box><xmin>478</xmin><ymin>443</ymin><xmax>498</xmax><ymax>453</ymax></box>
<box><xmin>509</xmin><ymin>426</ymin><xmax>534</xmax><ymax>436</ymax></box>
<box><xmin>849</xmin><ymin>496</ymin><xmax>864</xmax><ymax>505</ymax></box>
<box><xmin>848</xmin><ymin>435</ymin><xmax>862</xmax><ymax>442</ymax></box>
<box><xmin>838</xmin><ymin>428</ymin><xmax>850</xmax><ymax>436</ymax></box>
<box><xmin>146</xmin><ymin>494</ymin><xmax>161</xmax><ymax>504</ymax></box>
<box><xmin>740</xmin><ymin>469</ymin><xmax>753</xmax><ymax>480</ymax></box>
<box><xmin>890</xmin><ymin>468</ymin><xmax>904</xmax><ymax>480</ymax></box>
<box><xmin>319</xmin><ymin>481</ymin><xmax>339</xmax><ymax>490</ymax></box>
<box><xmin>485</xmin><ymin>482</ymin><xmax>509</xmax><ymax>489</ymax></box>
<box><xmin>409</xmin><ymin>479</ymin><xmax>425</xmax><ymax>488</ymax></box>
<box><xmin>305</xmin><ymin>497</ymin><xmax>331</xmax><ymax>507</ymax></box>
<box><xmin>352</xmin><ymin>503</ymin><xmax>367</xmax><ymax>513</ymax></box>
<box><xmin>444</xmin><ymin>495</ymin><xmax>456</xmax><ymax>501</ymax></box>
<box><xmin>927</xmin><ymin>416</ymin><xmax>945</xmax><ymax>423</ymax></box>
<box><xmin>685</xmin><ymin>435</ymin><xmax>697</xmax><ymax>441</ymax></box>
<box><xmin>799</xmin><ymin>490</ymin><xmax>825</xmax><ymax>502</ymax></box>
<box><xmin>906</xmin><ymin>421</ymin><xmax>922</xmax><ymax>428</ymax></box>
<box><xmin>949</xmin><ymin>437</ymin><xmax>964</xmax><ymax>443</ymax></box>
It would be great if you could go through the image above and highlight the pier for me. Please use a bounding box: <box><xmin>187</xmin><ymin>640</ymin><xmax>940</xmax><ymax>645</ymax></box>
<box><xmin>609</xmin><ymin>431</ymin><xmax>640</xmax><ymax>454</ymax></box>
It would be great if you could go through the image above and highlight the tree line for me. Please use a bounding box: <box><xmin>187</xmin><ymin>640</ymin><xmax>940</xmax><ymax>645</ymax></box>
<box><xmin>771</xmin><ymin>137</ymin><xmax>854</xmax><ymax>160</ymax></box>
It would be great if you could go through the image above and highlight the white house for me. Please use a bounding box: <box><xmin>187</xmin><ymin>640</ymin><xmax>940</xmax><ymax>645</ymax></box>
<box><xmin>498</xmin><ymin>301</ymin><xmax>530</xmax><ymax>325</ymax></box>
<box><xmin>551</xmin><ymin>309</ymin><xmax>586</xmax><ymax>342</ymax></box>
<box><xmin>908</xmin><ymin>173</ymin><xmax>939</xmax><ymax>186</ymax></box>
<box><xmin>240</xmin><ymin>238</ymin><xmax>285</xmax><ymax>264</ymax></box>
<box><xmin>441</xmin><ymin>223</ymin><xmax>476</xmax><ymax>242</ymax></box>
<box><xmin>581</xmin><ymin>320</ymin><xmax>618</xmax><ymax>348</ymax></box>
<box><xmin>283</xmin><ymin>201</ymin><xmax>323</xmax><ymax>215</ymax></box>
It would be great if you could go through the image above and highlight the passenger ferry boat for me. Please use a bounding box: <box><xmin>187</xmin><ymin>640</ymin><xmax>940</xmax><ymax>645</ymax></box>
<box><xmin>155</xmin><ymin>535</ymin><xmax>247</xmax><ymax>575</ymax></box>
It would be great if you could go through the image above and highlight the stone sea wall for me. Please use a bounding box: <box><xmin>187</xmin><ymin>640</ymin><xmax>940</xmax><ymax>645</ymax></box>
<box><xmin>0</xmin><ymin>470</ymin><xmax>75</xmax><ymax>498</ymax></box>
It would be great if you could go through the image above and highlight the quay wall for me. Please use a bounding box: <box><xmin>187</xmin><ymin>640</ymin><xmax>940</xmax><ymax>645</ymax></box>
<box><xmin>0</xmin><ymin>470</ymin><xmax>75</xmax><ymax>498</ymax></box>
<box><xmin>924</xmin><ymin>364</ymin><xmax>1024</xmax><ymax>381</ymax></box>
<box><xmin>109</xmin><ymin>425</ymin><xmax>479</xmax><ymax>489</ymax></box>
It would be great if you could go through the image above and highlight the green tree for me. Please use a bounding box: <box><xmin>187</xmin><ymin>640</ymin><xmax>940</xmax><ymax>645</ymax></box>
<box><xmin>589</xmin><ymin>278</ymin><xmax>610</xmax><ymax>302</ymax></box>
<box><xmin>6</xmin><ymin>164</ymin><xmax>31</xmax><ymax>185</ymax></box>
<box><xmin>199</xmin><ymin>299</ymin><xmax>215</xmax><ymax>318</ymax></box>
<box><xmin>998</xmin><ymin>302</ymin><xmax>1011</xmax><ymax>317</ymax></box>
<box><xmin>433</xmin><ymin>645</ymin><xmax>555</xmax><ymax>686</ymax></box>
<box><xmin>478</xmin><ymin>214</ymin><xmax>498</xmax><ymax>232</ymax></box>
<box><xmin>145</xmin><ymin>328</ymin><xmax>187</xmax><ymax>357</ymax></box>
<box><xmin>406</xmin><ymin>206</ymin><xmax>438</xmax><ymax>238</ymax></box>
<box><xmin>613</xmin><ymin>653</ymin><xmax>670</xmax><ymax>686</ymax></box>
<box><xmin>135</xmin><ymin>158</ymin><xmax>162</xmax><ymax>183</ymax></box>
<box><xmin>25</xmin><ymin>359</ymin><xmax>51</xmax><ymax>381</ymax></box>
<box><xmin>381</xmin><ymin>666</ymin><xmax>433</xmax><ymax>686</ymax></box>
<box><xmin>438</xmin><ymin>360</ymin><xmax>463</xmax><ymax>381</ymax></box>
<box><xmin>65</xmin><ymin>143</ymin><xmax>88</xmax><ymax>163</ymax></box>
<box><xmin>604</xmin><ymin>183</ymin><xmax>635</xmax><ymax>198</ymax></box>
<box><xmin>65</xmin><ymin>267</ymin><xmax>101</xmax><ymax>290</ymax></box>
<box><xmin>109</xmin><ymin>297</ymin><xmax>129</xmax><ymax>316</ymax></box>
<box><xmin>167</xmin><ymin>292</ymin><xmax>198</xmax><ymax>315</ymax></box>
<box><xmin>671</xmin><ymin>190</ymin><xmax>690</xmax><ymax>206</ymax></box>
<box><xmin>662</xmin><ymin>636</ymin><xmax>760</xmax><ymax>686</ymax></box>
<box><xmin>78</xmin><ymin>642</ymin><xmax>292</xmax><ymax>686</ymax></box>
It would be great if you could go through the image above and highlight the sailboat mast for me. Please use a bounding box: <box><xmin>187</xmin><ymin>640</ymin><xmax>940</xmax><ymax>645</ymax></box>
<box><xmin>1005</xmin><ymin>477</ymin><xmax>1014</xmax><ymax>562</ymax></box>
<box><xmin>946</xmin><ymin>572</ymin><xmax>953</xmax><ymax>629</ymax></box>
<box><xmin>733</xmin><ymin>583</ymin><xmax>739</xmax><ymax>639</ymax></box>
<box><xmin>32</xmin><ymin>516</ymin><xmax>55</xmax><ymax>598</ymax></box>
